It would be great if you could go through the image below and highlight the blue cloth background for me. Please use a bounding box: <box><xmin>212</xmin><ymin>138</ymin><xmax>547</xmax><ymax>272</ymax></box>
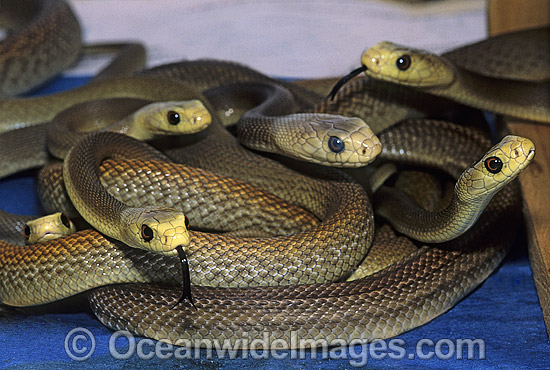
<box><xmin>0</xmin><ymin>77</ymin><xmax>548</xmax><ymax>369</ymax></box>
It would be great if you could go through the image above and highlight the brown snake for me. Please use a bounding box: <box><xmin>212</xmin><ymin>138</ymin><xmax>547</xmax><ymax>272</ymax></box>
<box><xmin>0</xmin><ymin>0</ymin><xmax>538</xmax><ymax>349</ymax></box>
<box><xmin>328</xmin><ymin>27</ymin><xmax>550</xmax><ymax>124</ymax></box>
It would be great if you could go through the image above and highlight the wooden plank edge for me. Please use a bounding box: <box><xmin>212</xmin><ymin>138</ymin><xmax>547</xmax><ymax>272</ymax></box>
<box><xmin>507</xmin><ymin>121</ymin><xmax>550</xmax><ymax>339</ymax></box>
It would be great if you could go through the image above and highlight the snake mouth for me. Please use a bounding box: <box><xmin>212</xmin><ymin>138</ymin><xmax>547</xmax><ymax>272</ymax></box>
<box><xmin>173</xmin><ymin>245</ymin><xmax>196</xmax><ymax>309</ymax></box>
<box><xmin>328</xmin><ymin>65</ymin><xmax>368</xmax><ymax>101</ymax></box>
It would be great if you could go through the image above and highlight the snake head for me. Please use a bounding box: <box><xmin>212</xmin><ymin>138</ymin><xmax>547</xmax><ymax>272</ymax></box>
<box><xmin>459</xmin><ymin>135</ymin><xmax>535</xmax><ymax>201</ymax></box>
<box><xmin>122</xmin><ymin>207</ymin><xmax>191</xmax><ymax>256</ymax></box>
<box><xmin>279</xmin><ymin>114</ymin><xmax>382</xmax><ymax>168</ymax></box>
<box><xmin>360</xmin><ymin>41</ymin><xmax>456</xmax><ymax>88</ymax></box>
<box><xmin>24</xmin><ymin>212</ymin><xmax>76</xmax><ymax>244</ymax></box>
<box><xmin>129</xmin><ymin>99</ymin><xmax>212</xmax><ymax>139</ymax></box>
<box><xmin>328</xmin><ymin>41</ymin><xmax>456</xmax><ymax>100</ymax></box>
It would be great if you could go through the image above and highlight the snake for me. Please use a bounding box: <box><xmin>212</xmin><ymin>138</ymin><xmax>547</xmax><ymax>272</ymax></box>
<box><xmin>377</xmin><ymin>135</ymin><xmax>534</xmax><ymax>242</ymax></box>
<box><xmin>0</xmin><ymin>0</ymin><xmax>81</xmax><ymax>98</ymax></box>
<box><xmin>0</xmin><ymin>0</ymin><xmax>150</xmax><ymax>98</ymax></box>
<box><xmin>0</xmin><ymin>0</ymin><xmax>537</xmax><ymax>348</ymax></box>
<box><xmin>46</xmin><ymin>97</ymin><xmax>213</xmax><ymax>159</ymax></box>
<box><xmin>328</xmin><ymin>26</ymin><xmax>550</xmax><ymax>124</ymax></box>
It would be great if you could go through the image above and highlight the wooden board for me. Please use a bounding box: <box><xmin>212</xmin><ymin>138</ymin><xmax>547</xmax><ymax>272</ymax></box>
<box><xmin>488</xmin><ymin>0</ymin><xmax>550</xmax><ymax>339</ymax></box>
<box><xmin>488</xmin><ymin>0</ymin><xmax>550</xmax><ymax>35</ymax></box>
<box><xmin>507</xmin><ymin>122</ymin><xmax>550</xmax><ymax>338</ymax></box>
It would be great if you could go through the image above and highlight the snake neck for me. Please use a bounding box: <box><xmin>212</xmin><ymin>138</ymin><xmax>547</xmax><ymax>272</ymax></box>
<box><xmin>374</xmin><ymin>184</ymin><xmax>489</xmax><ymax>244</ymax></box>
<box><xmin>237</xmin><ymin>114</ymin><xmax>279</xmax><ymax>153</ymax></box>
<box><xmin>373</xmin><ymin>119</ymin><xmax>491</xmax><ymax>243</ymax></box>
<box><xmin>233</xmin><ymin>81</ymin><xmax>302</xmax><ymax>156</ymax></box>
<box><xmin>428</xmin><ymin>67</ymin><xmax>550</xmax><ymax>123</ymax></box>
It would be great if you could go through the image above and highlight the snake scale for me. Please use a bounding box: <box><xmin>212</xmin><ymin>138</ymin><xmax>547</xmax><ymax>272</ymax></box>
<box><xmin>0</xmin><ymin>0</ymin><xmax>539</xmax><ymax>349</ymax></box>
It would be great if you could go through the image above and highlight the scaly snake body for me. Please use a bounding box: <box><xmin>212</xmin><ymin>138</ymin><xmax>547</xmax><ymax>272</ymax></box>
<box><xmin>0</xmin><ymin>119</ymin><xmax>534</xmax><ymax>348</ymax></box>
<box><xmin>0</xmin><ymin>0</ymin><xmax>81</xmax><ymax>97</ymax></box>
<box><xmin>0</xmin><ymin>0</ymin><xmax>539</xmax><ymax>349</ymax></box>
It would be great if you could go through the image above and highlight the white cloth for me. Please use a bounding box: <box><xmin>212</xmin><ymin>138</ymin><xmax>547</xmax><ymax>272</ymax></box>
<box><xmin>68</xmin><ymin>0</ymin><xmax>487</xmax><ymax>78</ymax></box>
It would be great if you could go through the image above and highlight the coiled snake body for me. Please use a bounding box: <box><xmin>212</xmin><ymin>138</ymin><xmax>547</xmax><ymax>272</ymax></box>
<box><xmin>0</xmin><ymin>0</ymin><xmax>538</xmax><ymax>349</ymax></box>
<box><xmin>0</xmin><ymin>120</ymin><xmax>534</xmax><ymax>348</ymax></box>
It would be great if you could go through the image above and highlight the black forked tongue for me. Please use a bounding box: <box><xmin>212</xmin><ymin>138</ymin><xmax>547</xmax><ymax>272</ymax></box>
<box><xmin>327</xmin><ymin>65</ymin><xmax>368</xmax><ymax>101</ymax></box>
<box><xmin>173</xmin><ymin>245</ymin><xmax>196</xmax><ymax>310</ymax></box>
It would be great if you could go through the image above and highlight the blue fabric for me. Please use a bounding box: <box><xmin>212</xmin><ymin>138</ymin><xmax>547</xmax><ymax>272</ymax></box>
<box><xmin>0</xmin><ymin>77</ymin><xmax>548</xmax><ymax>369</ymax></box>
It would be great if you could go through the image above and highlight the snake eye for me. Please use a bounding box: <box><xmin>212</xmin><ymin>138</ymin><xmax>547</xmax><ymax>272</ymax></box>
<box><xmin>396</xmin><ymin>55</ymin><xmax>411</xmax><ymax>71</ymax></box>
<box><xmin>60</xmin><ymin>213</ymin><xmax>71</xmax><ymax>229</ymax></box>
<box><xmin>141</xmin><ymin>224</ymin><xmax>154</xmax><ymax>242</ymax></box>
<box><xmin>184</xmin><ymin>216</ymin><xmax>190</xmax><ymax>229</ymax></box>
<box><xmin>328</xmin><ymin>136</ymin><xmax>345</xmax><ymax>153</ymax></box>
<box><xmin>484</xmin><ymin>156</ymin><xmax>503</xmax><ymax>174</ymax></box>
<box><xmin>167</xmin><ymin>111</ymin><xmax>181</xmax><ymax>125</ymax></box>
<box><xmin>23</xmin><ymin>225</ymin><xmax>31</xmax><ymax>240</ymax></box>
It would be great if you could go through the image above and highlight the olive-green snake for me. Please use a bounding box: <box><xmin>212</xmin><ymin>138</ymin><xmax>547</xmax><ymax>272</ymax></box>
<box><xmin>0</xmin><ymin>0</ymin><xmax>538</xmax><ymax>349</ymax></box>
<box><xmin>47</xmin><ymin>97</ymin><xmax>213</xmax><ymax>159</ymax></box>
<box><xmin>329</xmin><ymin>26</ymin><xmax>550</xmax><ymax>124</ymax></box>
<box><xmin>0</xmin><ymin>0</ymin><xmax>81</xmax><ymax>98</ymax></box>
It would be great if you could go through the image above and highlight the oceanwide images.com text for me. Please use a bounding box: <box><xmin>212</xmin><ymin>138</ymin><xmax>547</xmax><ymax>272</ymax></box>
<box><xmin>65</xmin><ymin>328</ymin><xmax>486</xmax><ymax>366</ymax></box>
